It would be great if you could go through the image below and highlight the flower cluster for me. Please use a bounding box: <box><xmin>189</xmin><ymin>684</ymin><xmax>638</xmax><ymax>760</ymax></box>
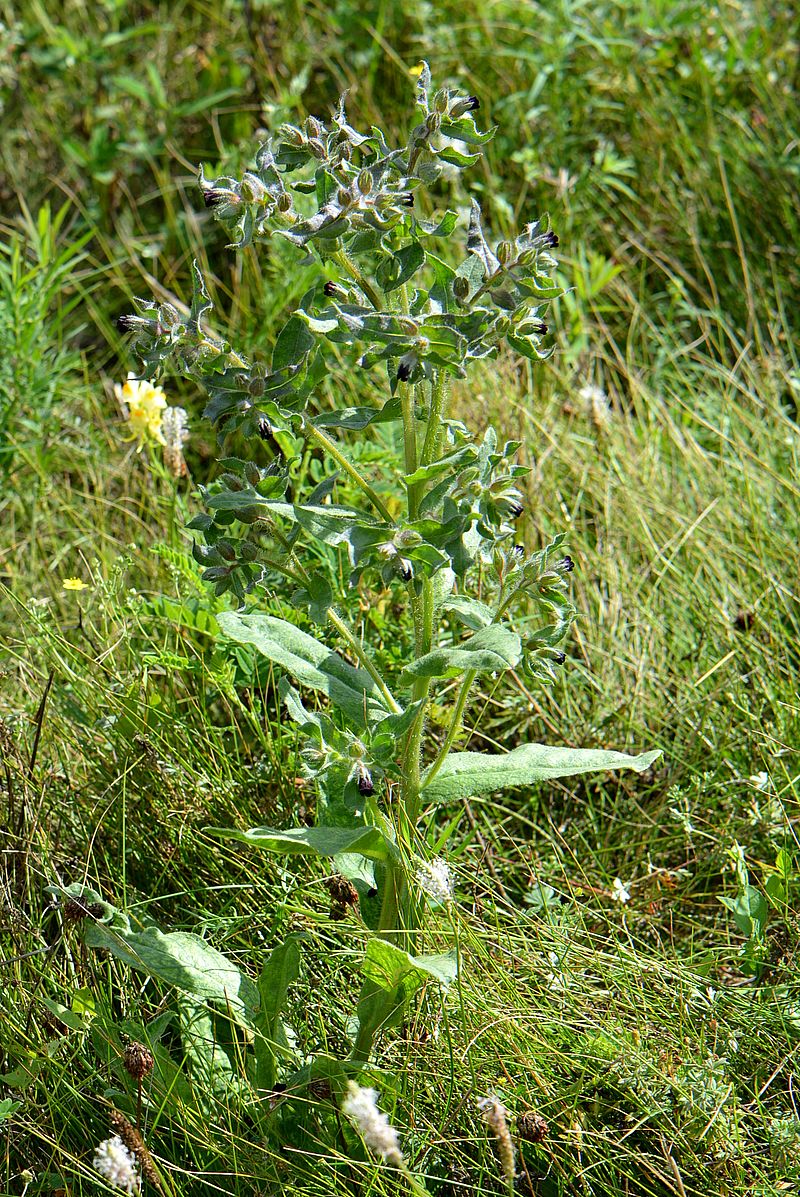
<box><xmin>416</xmin><ymin>857</ymin><xmax>453</xmax><ymax>905</ymax></box>
<box><xmin>92</xmin><ymin>1136</ymin><xmax>140</xmax><ymax>1193</ymax></box>
<box><xmin>342</xmin><ymin>1082</ymin><xmax>404</xmax><ymax>1167</ymax></box>
<box><xmin>115</xmin><ymin>374</ymin><xmax>167</xmax><ymax>447</ymax></box>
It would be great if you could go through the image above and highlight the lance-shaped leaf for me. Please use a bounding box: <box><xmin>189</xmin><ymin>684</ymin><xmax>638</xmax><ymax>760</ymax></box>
<box><xmin>354</xmin><ymin>938</ymin><xmax>457</xmax><ymax>1052</ymax></box>
<box><xmin>422</xmin><ymin>744</ymin><xmax>662</xmax><ymax>803</ymax></box>
<box><xmin>82</xmin><ymin>923</ymin><xmax>259</xmax><ymax>1023</ymax></box>
<box><xmin>401</xmin><ymin>625</ymin><xmax>521</xmax><ymax>682</ymax></box>
<box><xmin>254</xmin><ymin>934</ymin><xmax>303</xmax><ymax>1091</ymax></box>
<box><xmin>207</xmin><ymin>823</ymin><xmax>397</xmax><ymax>862</ymax></box>
<box><xmin>216</xmin><ymin>611</ymin><xmax>392</xmax><ymax>726</ymax></box>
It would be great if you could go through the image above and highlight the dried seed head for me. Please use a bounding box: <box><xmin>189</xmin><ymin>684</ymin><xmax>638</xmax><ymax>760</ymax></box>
<box><xmin>478</xmin><ymin>1096</ymin><xmax>516</xmax><ymax>1184</ymax></box>
<box><xmin>123</xmin><ymin>1042</ymin><xmax>154</xmax><ymax>1081</ymax></box>
<box><xmin>517</xmin><ymin>1110</ymin><xmax>549</xmax><ymax>1144</ymax></box>
<box><xmin>62</xmin><ymin>898</ymin><xmax>105</xmax><ymax>923</ymax></box>
<box><xmin>108</xmin><ymin>1110</ymin><xmax>162</xmax><ymax>1193</ymax></box>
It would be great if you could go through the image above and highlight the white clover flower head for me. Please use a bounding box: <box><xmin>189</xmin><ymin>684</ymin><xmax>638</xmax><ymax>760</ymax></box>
<box><xmin>579</xmin><ymin>382</ymin><xmax>611</xmax><ymax>430</ymax></box>
<box><xmin>416</xmin><ymin>856</ymin><xmax>452</xmax><ymax>904</ymax></box>
<box><xmin>341</xmin><ymin>1081</ymin><xmax>403</xmax><ymax>1167</ymax></box>
<box><xmin>92</xmin><ymin>1135</ymin><xmax>140</xmax><ymax>1193</ymax></box>
<box><xmin>115</xmin><ymin>373</ymin><xmax>167</xmax><ymax>448</ymax></box>
<box><xmin>611</xmin><ymin>877</ymin><xmax>631</xmax><ymax>904</ymax></box>
<box><xmin>749</xmin><ymin>771</ymin><xmax>770</xmax><ymax>791</ymax></box>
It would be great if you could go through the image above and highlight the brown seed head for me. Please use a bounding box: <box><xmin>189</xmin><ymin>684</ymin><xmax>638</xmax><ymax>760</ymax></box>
<box><xmin>123</xmin><ymin>1041</ymin><xmax>155</xmax><ymax>1081</ymax></box>
<box><xmin>62</xmin><ymin>898</ymin><xmax>105</xmax><ymax>923</ymax></box>
<box><xmin>517</xmin><ymin>1109</ymin><xmax>549</xmax><ymax>1144</ymax></box>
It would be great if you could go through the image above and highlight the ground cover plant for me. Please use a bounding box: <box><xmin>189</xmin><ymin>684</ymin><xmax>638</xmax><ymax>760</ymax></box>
<box><xmin>1</xmin><ymin>2</ymin><xmax>800</xmax><ymax>1196</ymax></box>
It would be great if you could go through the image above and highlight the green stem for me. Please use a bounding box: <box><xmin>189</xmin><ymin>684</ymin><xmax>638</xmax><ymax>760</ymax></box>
<box><xmin>332</xmin><ymin>249</ymin><xmax>383</xmax><ymax>311</ymax></box>
<box><xmin>327</xmin><ymin>607</ymin><xmax>402</xmax><ymax>715</ymax></box>
<box><xmin>423</xmin><ymin>667</ymin><xmax>477</xmax><ymax>789</ymax></box>
<box><xmin>302</xmin><ymin>420</ymin><xmax>394</xmax><ymax>524</ymax></box>
<box><xmin>420</xmin><ymin>370</ymin><xmax>448</xmax><ymax>467</ymax></box>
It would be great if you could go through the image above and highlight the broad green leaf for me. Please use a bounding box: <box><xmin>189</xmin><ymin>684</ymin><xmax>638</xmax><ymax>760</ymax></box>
<box><xmin>422</xmin><ymin>744</ymin><xmax>662</xmax><ymax>802</ymax></box>
<box><xmin>719</xmin><ymin>886</ymin><xmax>768</xmax><ymax>939</ymax></box>
<box><xmin>272</xmin><ymin>315</ymin><xmax>314</xmax><ymax>371</ymax></box>
<box><xmin>255</xmin><ymin>935</ymin><xmax>303</xmax><ymax>1091</ymax></box>
<box><xmin>355</xmin><ymin>938</ymin><xmax>457</xmax><ymax>1052</ymax></box>
<box><xmin>207</xmin><ymin>823</ymin><xmax>397</xmax><ymax>862</ymax></box>
<box><xmin>440</xmin><ymin>595</ymin><xmax>494</xmax><ymax>630</ymax></box>
<box><xmin>216</xmin><ymin>611</ymin><xmax>390</xmax><ymax>726</ymax></box>
<box><xmin>82</xmin><ymin>923</ymin><xmax>259</xmax><ymax>1022</ymax></box>
<box><xmin>401</xmin><ymin>625</ymin><xmax>521</xmax><ymax>682</ymax></box>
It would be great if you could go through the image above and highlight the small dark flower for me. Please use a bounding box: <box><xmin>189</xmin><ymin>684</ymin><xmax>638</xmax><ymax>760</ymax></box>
<box><xmin>465</xmin><ymin>95</ymin><xmax>480</xmax><ymax>111</ymax></box>
<box><xmin>553</xmin><ymin>651</ymin><xmax>566</xmax><ymax>665</ymax></box>
<box><xmin>543</xmin><ymin>231</ymin><xmax>559</xmax><ymax>248</ymax></box>
<box><xmin>398</xmin><ymin>559</ymin><xmax>414</xmax><ymax>582</ymax></box>
<box><xmin>556</xmin><ymin>555</ymin><xmax>574</xmax><ymax>572</ymax></box>
<box><xmin>257</xmin><ymin>417</ymin><xmax>272</xmax><ymax>441</ymax></box>
<box><xmin>117</xmin><ymin>315</ymin><xmax>138</xmax><ymax>332</ymax></box>
<box><xmin>513</xmin><ymin>544</ymin><xmax>525</xmax><ymax>558</ymax></box>
<box><xmin>396</xmin><ymin>359</ymin><xmax>413</xmax><ymax>382</ymax></box>
<box><xmin>399</xmin><ymin>192</ymin><xmax>415</xmax><ymax>207</ymax></box>
<box><xmin>531</xmin><ymin>321</ymin><xmax>548</xmax><ymax>335</ymax></box>
<box><xmin>508</xmin><ymin>502</ymin><xmax>524</xmax><ymax>519</ymax></box>
<box><xmin>203</xmin><ymin>187</ymin><xmax>236</xmax><ymax>210</ymax></box>
<box><xmin>356</xmin><ymin>764</ymin><xmax>374</xmax><ymax>796</ymax></box>
<box><xmin>323</xmin><ymin>280</ymin><xmax>340</xmax><ymax>296</ymax></box>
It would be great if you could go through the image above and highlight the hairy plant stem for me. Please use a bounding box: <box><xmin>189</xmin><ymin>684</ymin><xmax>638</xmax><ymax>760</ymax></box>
<box><xmin>424</xmin><ymin>667</ymin><xmax>477</xmax><ymax>788</ymax></box>
<box><xmin>258</xmin><ymin>551</ymin><xmax>399</xmax><ymax>715</ymax></box>
<box><xmin>303</xmin><ymin>420</ymin><xmax>394</xmax><ymax>524</ymax></box>
<box><xmin>327</xmin><ymin>608</ymin><xmax>402</xmax><ymax>715</ymax></box>
<box><xmin>332</xmin><ymin>248</ymin><xmax>383</xmax><ymax>311</ymax></box>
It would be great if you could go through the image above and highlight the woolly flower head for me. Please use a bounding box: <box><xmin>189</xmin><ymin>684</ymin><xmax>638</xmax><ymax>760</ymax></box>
<box><xmin>93</xmin><ymin>1135</ymin><xmax>140</xmax><ymax>1193</ymax></box>
<box><xmin>341</xmin><ymin>1082</ymin><xmax>403</xmax><ymax>1167</ymax></box>
<box><xmin>416</xmin><ymin>857</ymin><xmax>452</xmax><ymax>905</ymax></box>
<box><xmin>115</xmin><ymin>374</ymin><xmax>167</xmax><ymax>447</ymax></box>
<box><xmin>161</xmin><ymin>405</ymin><xmax>190</xmax><ymax>477</ymax></box>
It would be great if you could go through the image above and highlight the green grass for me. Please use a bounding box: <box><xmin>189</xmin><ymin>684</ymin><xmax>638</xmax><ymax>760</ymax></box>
<box><xmin>1</xmin><ymin>1</ymin><xmax>800</xmax><ymax>1194</ymax></box>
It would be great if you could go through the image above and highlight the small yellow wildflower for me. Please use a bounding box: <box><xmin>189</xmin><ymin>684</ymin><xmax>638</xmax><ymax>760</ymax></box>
<box><xmin>115</xmin><ymin>374</ymin><xmax>167</xmax><ymax>447</ymax></box>
<box><xmin>62</xmin><ymin>577</ymin><xmax>89</xmax><ymax>591</ymax></box>
<box><xmin>408</xmin><ymin>63</ymin><xmax>425</xmax><ymax>79</ymax></box>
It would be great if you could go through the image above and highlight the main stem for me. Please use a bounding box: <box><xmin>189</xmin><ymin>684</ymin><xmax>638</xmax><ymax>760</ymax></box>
<box><xmin>377</xmin><ymin>370</ymin><xmax>449</xmax><ymax>942</ymax></box>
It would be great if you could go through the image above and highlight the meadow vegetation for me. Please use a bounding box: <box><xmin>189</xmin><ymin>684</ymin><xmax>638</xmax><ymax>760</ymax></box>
<box><xmin>1</xmin><ymin>2</ymin><xmax>799</xmax><ymax>1195</ymax></box>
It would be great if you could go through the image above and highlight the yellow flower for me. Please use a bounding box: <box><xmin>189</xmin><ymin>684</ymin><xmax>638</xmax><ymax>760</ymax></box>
<box><xmin>408</xmin><ymin>63</ymin><xmax>425</xmax><ymax>79</ymax></box>
<box><xmin>115</xmin><ymin>374</ymin><xmax>168</xmax><ymax>447</ymax></box>
<box><xmin>63</xmin><ymin>577</ymin><xmax>89</xmax><ymax>591</ymax></box>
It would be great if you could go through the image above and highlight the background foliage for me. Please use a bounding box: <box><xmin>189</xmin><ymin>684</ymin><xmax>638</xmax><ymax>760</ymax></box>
<box><xmin>1</xmin><ymin>1</ymin><xmax>799</xmax><ymax>1194</ymax></box>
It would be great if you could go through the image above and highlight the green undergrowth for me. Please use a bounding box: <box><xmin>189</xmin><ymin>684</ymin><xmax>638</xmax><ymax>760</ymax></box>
<box><xmin>1</xmin><ymin>1</ymin><xmax>799</xmax><ymax>1195</ymax></box>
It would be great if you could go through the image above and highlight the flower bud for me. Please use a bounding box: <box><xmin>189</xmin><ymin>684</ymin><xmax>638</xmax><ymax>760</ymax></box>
<box><xmin>305</xmin><ymin>116</ymin><xmax>323</xmax><ymax>139</ymax></box>
<box><xmin>425</xmin><ymin>111</ymin><xmax>442</xmax><ymax>135</ymax></box>
<box><xmin>357</xmin><ymin>168</ymin><xmax>372</xmax><ymax>195</ymax></box>
<box><xmin>248</xmin><ymin>375</ymin><xmax>266</xmax><ymax>396</ymax></box>
<box><xmin>308</xmin><ymin>138</ymin><xmax>327</xmax><ymax>158</ymax></box>
<box><xmin>276</xmin><ymin>192</ymin><xmax>292</xmax><ymax>213</ymax></box>
<box><xmin>497</xmin><ymin>240</ymin><xmax>513</xmax><ymax>265</ymax></box>
<box><xmin>239</xmin><ymin>541</ymin><xmax>258</xmax><ymax>562</ymax></box>
<box><xmin>279</xmin><ymin>124</ymin><xmax>305</xmax><ymax>146</ymax></box>
<box><xmin>453</xmin><ymin>275</ymin><xmax>470</xmax><ymax>301</ymax></box>
<box><xmin>240</xmin><ymin>173</ymin><xmax>267</xmax><ymax>203</ymax></box>
<box><xmin>203</xmin><ymin>187</ymin><xmax>238</xmax><ymax>210</ymax></box>
<box><xmin>245</xmin><ymin>461</ymin><xmax>261</xmax><ymax>487</ymax></box>
<box><xmin>336</xmin><ymin>187</ymin><xmax>352</xmax><ymax>208</ymax></box>
<box><xmin>433</xmin><ymin>90</ymin><xmax>449</xmax><ymax>114</ymax></box>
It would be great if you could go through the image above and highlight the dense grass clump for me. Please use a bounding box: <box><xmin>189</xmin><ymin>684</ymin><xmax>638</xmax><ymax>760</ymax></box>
<box><xmin>1</xmin><ymin>3</ymin><xmax>799</xmax><ymax>1196</ymax></box>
